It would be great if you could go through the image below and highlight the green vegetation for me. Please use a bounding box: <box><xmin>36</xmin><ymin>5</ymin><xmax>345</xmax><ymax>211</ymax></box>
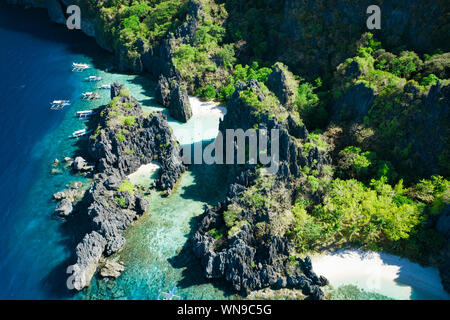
<box><xmin>118</xmin><ymin>115</ymin><xmax>136</xmax><ymax>127</ymax></box>
<box><xmin>290</xmin><ymin>176</ymin><xmax>448</xmax><ymax>263</ymax></box>
<box><xmin>114</xmin><ymin>196</ymin><xmax>127</xmax><ymax>209</ymax></box>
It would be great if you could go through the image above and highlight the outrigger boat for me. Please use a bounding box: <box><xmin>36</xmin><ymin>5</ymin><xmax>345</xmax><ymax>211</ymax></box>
<box><xmin>157</xmin><ymin>287</ymin><xmax>180</xmax><ymax>300</ymax></box>
<box><xmin>76</xmin><ymin>110</ymin><xmax>97</xmax><ymax>118</ymax></box>
<box><xmin>85</xmin><ymin>76</ymin><xmax>103</xmax><ymax>82</ymax></box>
<box><xmin>98</xmin><ymin>84</ymin><xmax>111</xmax><ymax>90</ymax></box>
<box><xmin>50</xmin><ymin>100</ymin><xmax>71</xmax><ymax>110</ymax></box>
<box><xmin>81</xmin><ymin>92</ymin><xmax>100</xmax><ymax>100</ymax></box>
<box><xmin>72</xmin><ymin>62</ymin><xmax>89</xmax><ymax>72</ymax></box>
<box><xmin>70</xmin><ymin>128</ymin><xmax>92</xmax><ymax>138</ymax></box>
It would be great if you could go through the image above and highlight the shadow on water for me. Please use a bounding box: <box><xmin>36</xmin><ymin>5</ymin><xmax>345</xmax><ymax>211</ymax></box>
<box><xmin>41</xmin><ymin>123</ymin><xmax>99</xmax><ymax>298</ymax></box>
<box><xmin>168</xmin><ymin>213</ymin><xmax>237</xmax><ymax>299</ymax></box>
<box><xmin>166</xmin><ymin>140</ymin><xmax>238</xmax><ymax>297</ymax></box>
<box><xmin>180</xmin><ymin>140</ymin><xmax>233</xmax><ymax>205</ymax></box>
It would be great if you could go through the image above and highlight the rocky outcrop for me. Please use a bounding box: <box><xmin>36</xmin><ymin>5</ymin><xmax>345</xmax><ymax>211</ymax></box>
<box><xmin>192</xmin><ymin>80</ymin><xmax>330</xmax><ymax>299</ymax></box>
<box><xmin>46</xmin><ymin>0</ymin><xmax>65</xmax><ymax>24</ymax></box>
<box><xmin>331</xmin><ymin>83</ymin><xmax>376</xmax><ymax>122</ymax></box>
<box><xmin>99</xmin><ymin>259</ymin><xmax>125</xmax><ymax>279</ymax></box>
<box><xmin>55</xmin><ymin>199</ymin><xmax>73</xmax><ymax>217</ymax></box>
<box><xmin>69</xmin><ymin>83</ymin><xmax>185</xmax><ymax>290</ymax></box>
<box><xmin>155</xmin><ymin>75</ymin><xmax>192</xmax><ymax>123</ymax></box>
<box><xmin>267</xmin><ymin>63</ymin><xmax>297</xmax><ymax>108</ymax></box>
<box><xmin>169</xmin><ymin>83</ymin><xmax>192</xmax><ymax>123</ymax></box>
<box><xmin>280</xmin><ymin>0</ymin><xmax>450</xmax><ymax>77</ymax></box>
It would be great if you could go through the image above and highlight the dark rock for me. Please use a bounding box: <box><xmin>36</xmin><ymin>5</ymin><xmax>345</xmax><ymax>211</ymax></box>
<box><xmin>155</xmin><ymin>75</ymin><xmax>171</xmax><ymax>107</ymax></box>
<box><xmin>332</xmin><ymin>83</ymin><xmax>375</xmax><ymax>122</ymax></box>
<box><xmin>192</xmin><ymin>79</ymin><xmax>330</xmax><ymax>299</ymax></box>
<box><xmin>169</xmin><ymin>83</ymin><xmax>192</xmax><ymax>123</ymax></box>
<box><xmin>110</xmin><ymin>82</ymin><xmax>124</xmax><ymax>100</ymax></box>
<box><xmin>268</xmin><ymin>63</ymin><xmax>296</xmax><ymax>107</ymax></box>
<box><xmin>68</xmin><ymin>85</ymin><xmax>184</xmax><ymax>290</ymax></box>
<box><xmin>71</xmin><ymin>231</ymin><xmax>106</xmax><ymax>291</ymax></box>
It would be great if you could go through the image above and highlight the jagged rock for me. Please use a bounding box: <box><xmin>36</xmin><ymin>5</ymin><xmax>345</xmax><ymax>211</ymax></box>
<box><xmin>73</xmin><ymin>157</ymin><xmax>87</xmax><ymax>171</ymax></box>
<box><xmin>331</xmin><ymin>83</ymin><xmax>375</xmax><ymax>122</ymax></box>
<box><xmin>100</xmin><ymin>260</ymin><xmax>125</xmax><ymax>279</ymax></box>
<box><xmin>169</xmin><ymin>83</ymin><xmax>192</xmax><ymax>123</ymax></box>
<box><xmin>155</xmin><ymin>75</ymin><xmax>171</xmax><ymax>107</ymax></box>
<box><xmin>110</xmin><ymin>82</ymin><xmax>124</xmax><ymax>100</ymax></box>
<box><xmin>71</xmin><ymin>231</ymin><xmax>107</xmax><ymax>291</ymax></box>
<box><xmin>55</xmin><ymin>199</ymin><xmax>73</xmax><ymax>217</ymax></box>
<box><xmin>436</xmin><ymin>205</ymin><xmax>450</xmax><ymax>240</ymax></box>
<box><xmin>268</xmin><ymin>63</ymin><xmax>297</xmax><ymax>107</ymax></box>
<box><xmin>193</xmin><ymin>79</ymin><xmax>330</xmax><ymax>299</ymax></box>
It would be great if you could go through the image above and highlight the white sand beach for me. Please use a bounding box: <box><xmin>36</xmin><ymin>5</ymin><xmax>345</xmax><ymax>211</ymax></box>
<box><xmin>311</xmin><ymin>249</ymin><xmax>450</xmax><ymax>300</ymax></box>
<box><xmin>189</xmin><ymin>96</ymin><xmax>227</xmax><ymax>117</ymax></box>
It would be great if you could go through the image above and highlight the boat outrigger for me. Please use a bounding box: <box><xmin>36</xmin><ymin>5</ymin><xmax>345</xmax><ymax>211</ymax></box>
<box><xmin>81</xmin><ymin>92</ymin><xmax>100</xmax><ymax>100</ymax></box>
<box><xmin>50</xmin><ymin>100</ymin><xmax>71</xmax><ymax>110</ymax></box>
<box><xmin>76</xmin><ymin>110</ymin><xmax>97</xmax><ymax>118</ymax></box>
<box><xmin>85</xmin><ymin>76</ymin><xmax>103</xmax><ymax>82</ymax></box>
<box><xmin>72</xmin><ymin>62</ymin><xmax>90</xmax><ymax>72</ymax></box>
<box><xmin>70</xmin><ymin>128</ymin><xmax>92</xmax><ymax>138</ymax></box>
<box><xmin>157</xmin><ymin>287</ymin><xmax>180</xmax><ymax>300</ymax></box>
<box><xmin>98</xmin><ymin>84</ymin><xmax>111</xmax><ymax>89</ymax></box>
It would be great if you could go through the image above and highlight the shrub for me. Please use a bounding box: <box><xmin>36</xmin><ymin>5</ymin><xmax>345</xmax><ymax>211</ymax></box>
<box><xmin>118</xmin><ymin>180</ymin><xmax>134</xmax><ymax>195</ymax></box>
<box><xmin>420</xmin><ymin>74</ymin><xmax>440</xmax><ymax>86</ymax></box>
<box><xmin>391</xmin><ymin>51</ymin><xmax>422</xmax><ymax>79</ymax></box>
<box><xmin>202</xmin><ymin>85</ymin><xmax>217</xmax><ymax>100</ymax></box>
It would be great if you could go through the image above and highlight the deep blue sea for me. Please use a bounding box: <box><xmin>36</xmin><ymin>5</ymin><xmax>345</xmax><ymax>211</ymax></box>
<box><xmin>0</xmin><ymin>5</ymin><xmax>110</xmax><ymax>299</ymax></box>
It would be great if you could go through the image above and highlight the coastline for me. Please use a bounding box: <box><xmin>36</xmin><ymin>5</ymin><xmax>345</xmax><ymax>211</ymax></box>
<box><xmin>311</xmin><ymin>249</ymin><xmax>450</xmax><ymax>300</ymax></box>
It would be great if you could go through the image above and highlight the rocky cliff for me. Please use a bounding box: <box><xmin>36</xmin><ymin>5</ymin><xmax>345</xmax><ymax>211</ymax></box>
<box><xmin>192</xmin><ymin>79</ymin><xmax>331</xmax><ymax>299</ymax></box>
<box><xmin>69</xmin><ymin>83</ymin><xmax>185</xmax><ymax>290</ymax></box>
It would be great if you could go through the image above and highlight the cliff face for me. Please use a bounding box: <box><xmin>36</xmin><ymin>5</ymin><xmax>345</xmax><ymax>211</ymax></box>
<box><xmin>192</xmin><ymin>80</ymin><xmax>331</xmax><ymax>299</ymax></box>
<box><xmin>331</xmin><ymin>50</ymin><xmax>450</xmax><ymax>178</ymax></box>
<box><xmin>70</xmin><ymin>83</ymin><xmax>185</xmax><ymax>291</ymax></box>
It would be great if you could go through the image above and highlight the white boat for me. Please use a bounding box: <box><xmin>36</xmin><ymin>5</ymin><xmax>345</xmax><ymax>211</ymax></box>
<box><xmin>50</xmin><ymin>100</ymin><xmax>71</xmax><ymax>110</ymax></box>
<box><xmin>70</xmin><ymin>128</ymin><xmax>92</xmax><ymax>138</ymax></box>
<box><xmin>86</xmin><ymin>76</ymin><xmax>103</xmax><ymax>82</ymax></box>
<box><xmin>72</xmin><ymin>62</ymin><xmax>89</xmax><ymax>72</ymax></box>
<box><xmin>99</xmin><ymin>84</ymin><xmax>111</xmax><ymax>89</ymax></box>
<box><xmin>76</xmin><ymin>110</ymin><xmax>97</xmax><ymax>118</ymax></box>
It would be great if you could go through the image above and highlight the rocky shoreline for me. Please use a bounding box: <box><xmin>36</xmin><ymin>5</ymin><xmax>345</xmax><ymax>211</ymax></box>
<box><xmin>192</xmin><ymin>74</ymin><xmax>331</xmax><ymax>299</ymax></box>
